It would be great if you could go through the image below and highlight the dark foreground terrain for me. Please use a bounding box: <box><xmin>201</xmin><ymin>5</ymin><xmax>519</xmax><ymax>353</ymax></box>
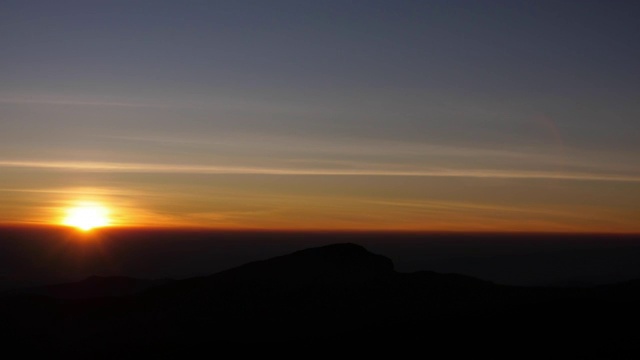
<box><xmin>1</xmin><ymin>243</ymin><xmax>640</xmax><ymax>357</ymax></box>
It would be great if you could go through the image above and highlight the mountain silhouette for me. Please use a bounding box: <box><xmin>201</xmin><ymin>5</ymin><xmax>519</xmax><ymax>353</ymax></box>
<box><xmin>1</xmin><ymin>243</ymin><xmax>640</xmax><ymax>356</ymax></box>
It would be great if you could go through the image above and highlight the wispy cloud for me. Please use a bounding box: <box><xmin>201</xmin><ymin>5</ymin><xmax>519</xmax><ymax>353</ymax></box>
<box><xmin>0</xmin><ymin>97</ymin><xmax>166</xmax><ymax>108</ymax></box>
<box><xmin>0</xmin><ymin>187</ymin><xmax>146</xmax><ymax>196</ymax></box>
<box><xmin>100</xmin><ymin>132</ymin><xmax>551</xmax><ymax>160</ymax></box>
<box><xmin>361</xmin><ymin>199</ymin><xmax>594</xmax><ymax>220</ymax></box>
<box><xmin>1</xmin><ymin>160</ymin><xmax>639</xmax><ymax>182</ymax></box>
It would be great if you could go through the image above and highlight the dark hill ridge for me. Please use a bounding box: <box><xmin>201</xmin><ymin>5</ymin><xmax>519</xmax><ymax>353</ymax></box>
<box><xmin>1</xmin><ymin>243</ymin><xmax>640</xmax><ymax>356</ymax></box>
<box><xmin>203</xmin><ymin>242</ymin><xmax>395</xmax><ymax>282</ymax></box>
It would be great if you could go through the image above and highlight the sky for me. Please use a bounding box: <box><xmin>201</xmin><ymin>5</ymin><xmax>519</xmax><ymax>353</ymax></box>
<box><xmin>1</xmin><ymin>0</ymin><xmax>639</xmax><ymax>232</ymax></box>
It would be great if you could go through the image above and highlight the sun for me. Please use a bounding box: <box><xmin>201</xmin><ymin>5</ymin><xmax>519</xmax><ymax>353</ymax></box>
<box><xmin>63</xmin><ymin>203</ymin><xmax>111</xmax><ymax>231</ymax></box>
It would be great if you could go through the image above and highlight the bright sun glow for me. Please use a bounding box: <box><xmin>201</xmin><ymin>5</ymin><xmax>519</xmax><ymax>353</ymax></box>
<box><xmin>63</xmin><ymin>203</ymin><xmax>111</xmax><ymax>231</ymax></box>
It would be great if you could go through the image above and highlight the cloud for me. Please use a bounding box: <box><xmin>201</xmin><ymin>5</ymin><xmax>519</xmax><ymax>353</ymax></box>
<box><xmin>360</xmin><ymin>199</ymin><xmax>595</xmax><ymax>221</ymax></box>
<box><xmin>100</xmin><ymin>132</ymin><xmax>549</xmax><ymax>160</ymax></box>
<box><xmin>0</xmin><ymin>97</ymin><xmax>166</xmax><ymax>108</ymax></box>
<box><xmin>0</xmin><ymin>187</ymin><xmax>147</xmax><ymax>196</ymax></box>
<box><xmin>1</xmin><ymin>160</ymin><xmax>639</xmax><ymax>182</ymax></box>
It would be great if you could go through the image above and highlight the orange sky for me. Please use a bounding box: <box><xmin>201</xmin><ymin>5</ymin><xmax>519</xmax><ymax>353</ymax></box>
<box><xmin>1</xmin><ymin>165</ymin><xmax>639</xmax><ymax>233</ymax></box>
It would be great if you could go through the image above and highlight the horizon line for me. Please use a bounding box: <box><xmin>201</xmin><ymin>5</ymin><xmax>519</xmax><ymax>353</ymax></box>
<box><xmin>2</xmin><ymin>222</ymin><xmax>639</xmax><ymax>236</ymax></box>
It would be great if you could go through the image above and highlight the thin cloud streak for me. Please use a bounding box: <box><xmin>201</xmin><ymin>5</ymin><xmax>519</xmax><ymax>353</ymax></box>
<box><xmin>102</xmin><ymin>133</ymin><xmax>634</xmax><ymax>175</ymax></box>
<box><xmin>0</xmin><ymin>97</ymin><xmax>167</xmax><ymax>108</ymax></box>
<box><xmin>101</xmin><ymin>133</ymin><xmax>558</xmax><ymax>160</ymax></box>
<box><xmin>0</xmin><ymin>187</ymin><xmax>147</xmax><ymax>196</ymax></box>
<box><xmin>1</xmin><ymin>160</ymin><xmax>640</xmax><ymax>183</ymax></box>
<box><xmin>361</xmin><ymin>199</ymin><xmax>603</xmax><ymax>221</ymax></box>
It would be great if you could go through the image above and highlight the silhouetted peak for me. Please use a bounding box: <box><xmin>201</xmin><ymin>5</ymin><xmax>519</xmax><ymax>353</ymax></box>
<box><xmin>83</xmin><ymin>275</ymin><xmax>137</xmax><ymax>283</ymax></box>
<box><xmin>292</xmin><ymin>242</ymin><xmax>368</xmax><ymax>255</ymax></box>
<box><xmin>215</xmin><ymin>243</ymin><xmax>395</xmax><ymax>283</ymax></box>
<box><xmin>291</xmin><ymin>243</ymin><xmax>391</xmax><ymax>266</ymax></box>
